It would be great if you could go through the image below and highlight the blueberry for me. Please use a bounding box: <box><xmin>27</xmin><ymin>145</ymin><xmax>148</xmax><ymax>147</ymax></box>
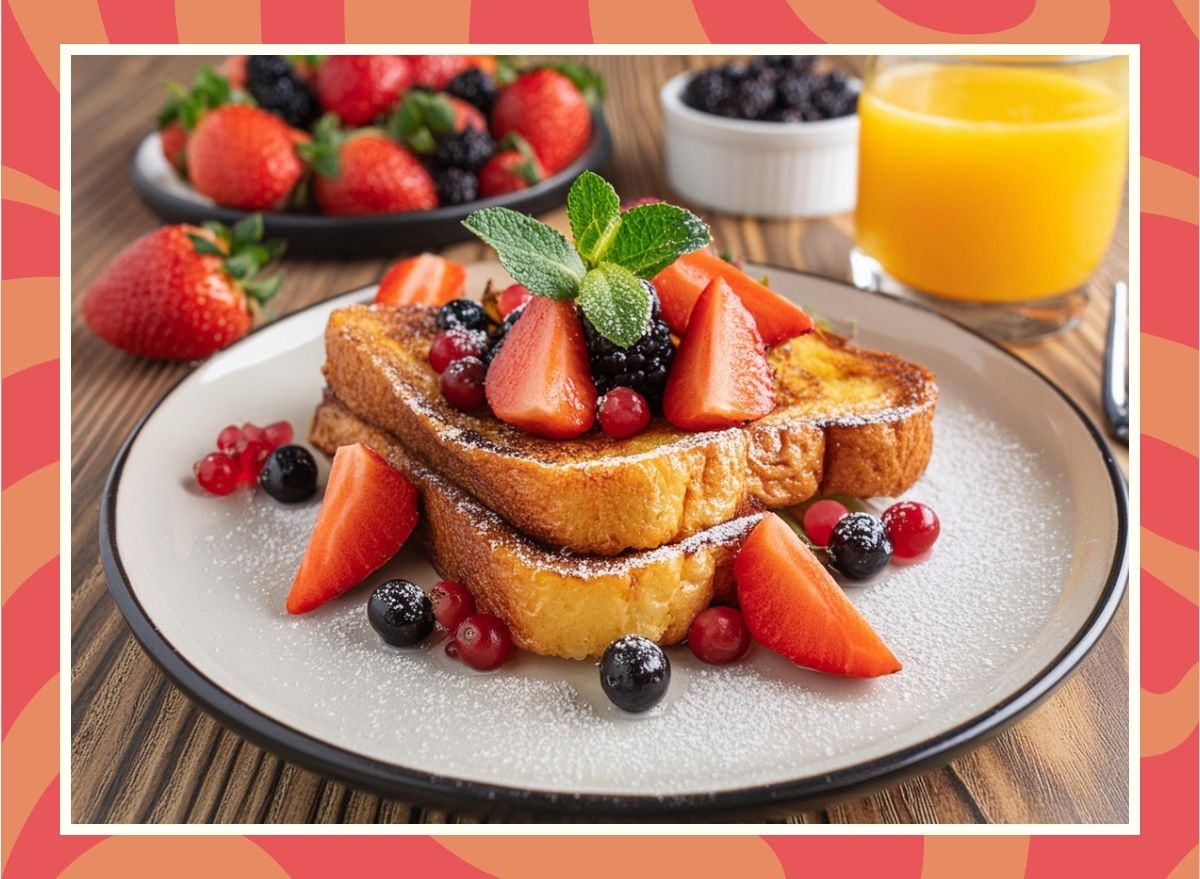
<box><xmin>368</xmin><ymin>579</ymin><xmax>434</xmax><ymax>647</ymax></box>
<box><xmin>258</xmin><ymin>445</ymin><xmax>318</xmax><ymax>503</ymax></box>
<box><xmin>437</xmin><ymin>298</ymin><xmax>488</xmax><ymax>333</ymax></box>
<box><xmin>599</xmin><ymin>635</ymin><xmax>670</xmax><ymax>713</ymax></box>
<box><xmin>827</xmin><ymin>512</ymin><xmax>893</xmax><ymax>579</ymax></box>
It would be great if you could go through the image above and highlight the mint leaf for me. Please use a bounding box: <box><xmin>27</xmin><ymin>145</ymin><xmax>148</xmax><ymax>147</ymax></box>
<box><xmin>605</xmin><ymin>203</ymin><xmax>710</xmax><ymax>278</ymax></box>
<box><xmin>577</xmin><ymin>263</ymin><xmax>651</xmax><ymax>347</ymax></box>
<box><xmin>463</xmin><ymin>207</ymin><xmax>585</xmax><ymax>300</ymax></box>
<box><xmin>567</xmin><ymin>171</ymin><xmax>621</xmax><ymax>267</ymax></box>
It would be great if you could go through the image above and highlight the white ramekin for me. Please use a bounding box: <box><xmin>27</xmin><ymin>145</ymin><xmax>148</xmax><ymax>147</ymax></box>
<box><xmin>660</xmin><ymin>72</ymin><xmax>859</xmax><ymax>219</ymax></box>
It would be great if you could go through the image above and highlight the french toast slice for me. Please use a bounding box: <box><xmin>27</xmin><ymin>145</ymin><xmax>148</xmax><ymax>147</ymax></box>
<box><xmin>322</xmin><ymin>304</ymin><xmax>936</xmax><ymax>556</ymax></box>
<box><xmin>310</xmin><ymin>399</ymin><xmax>762</xmax><ymax>660</ymax></box>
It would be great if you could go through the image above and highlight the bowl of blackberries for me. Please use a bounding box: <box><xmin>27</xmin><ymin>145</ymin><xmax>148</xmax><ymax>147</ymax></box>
<box><xmin>661</xmin><ymin>56</ymin><xmax>859</xmax><ymax>218</ymax></box>
<box><xmin>130</xmin><ymin>55</ymin><xmax>612</xmax><ymax>257</ymax></box>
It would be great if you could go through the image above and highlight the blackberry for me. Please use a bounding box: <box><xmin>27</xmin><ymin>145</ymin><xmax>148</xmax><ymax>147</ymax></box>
<box><xmin>776</xmin><ymin>71</ymin><xmax>816</xmax><ymax>112</ymax></box>
<box><xmin>762</xmin><ymin>55</ymin><xmax>817</xmax><ymax>75</ymax></box>
<box><xmin>767</xmin><ymin>107</ymin><xmax>807</xmax><ymax>123</ymax></box>
<box><xmin>434</xmin><ymin>166</ymin><xmax>479</xmax><ymax>206</ymax></box>
<box><xmin>437</xmin><ymin>298</ymin><xmax>489</xmax><ymax>332</ymax></box>
<box><xmin>434</xmin><ymin>128</ymin><xmax>495</xmax><ymax>172</ymax></box>
<box><xmin>734</xmin><ymin>76</ymin><xmax>776</xmax><ymax>120</ymax></box>
<box><xmin>483</xmin><ymin>307</ymin><xmax>524</xmax><ymax>365</ymax></box>
<box><xmin>745</xmin><ymin>58</ymin><xmax>781</xmax><ymax>85</ymax></box>
<box><xmin>446</xmin><ymin>68</ymin><xmax>498</xmax><ymax>115</ymax></box>
<box><xmin>583</xmin><ymin>284</ymin><xmax>674</xmax><ymax>407</ymax></box>
<box><xmin>245</xmin><ymin>55</ymin><xmax>320</xmax><ymax>129</ymax></box>
<box><xmin>683</xmin><ymin>69</ymin><xmax>736</xmax><ymax>116</ymax></box>
<box><xmin>810</xmin><ymin>71</ymin><xmax>857</xmax><ymax>119</ymax></box>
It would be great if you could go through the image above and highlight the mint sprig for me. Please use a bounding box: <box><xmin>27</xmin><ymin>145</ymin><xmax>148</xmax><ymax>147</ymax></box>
<box><xmin>462</xmin><ymin>172</ymin><xmax>709</xmax><ymax>347</ymax></box>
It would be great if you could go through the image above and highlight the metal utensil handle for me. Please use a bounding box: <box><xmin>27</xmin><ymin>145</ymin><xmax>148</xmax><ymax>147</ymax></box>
<box><xmin>1102</xmin><ymin>281</ymin><xmax>1129</xmax><ymax>444</ymax></box>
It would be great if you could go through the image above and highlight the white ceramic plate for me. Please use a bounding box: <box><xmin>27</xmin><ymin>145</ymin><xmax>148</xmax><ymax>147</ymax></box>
<box><xmin>99</xmin><ymin>263</ymin><xmax>1127</xmax><ymax>818</ymax></box>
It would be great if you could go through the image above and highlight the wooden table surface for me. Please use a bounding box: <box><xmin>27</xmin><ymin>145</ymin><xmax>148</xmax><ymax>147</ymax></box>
<box><xmin>70</xmin><ymin>54</ymin><xmax>1129</xmax><ymax>824</ymax></box>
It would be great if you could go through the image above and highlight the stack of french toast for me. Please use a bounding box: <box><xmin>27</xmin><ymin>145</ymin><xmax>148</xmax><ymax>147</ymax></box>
<box><xmin>310</xmin><ymin>296</ymin><xmax>936</xmax><ymax>661</ymax></box>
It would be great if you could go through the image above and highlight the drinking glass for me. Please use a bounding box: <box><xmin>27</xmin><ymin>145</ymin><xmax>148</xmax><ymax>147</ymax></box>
<box><xmin>851</xmin><ymin>55</ymin><xmax>1128</xmax><ymax>341</ymax></box>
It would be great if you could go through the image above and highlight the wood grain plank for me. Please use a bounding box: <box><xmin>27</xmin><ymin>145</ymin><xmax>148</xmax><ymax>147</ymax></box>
<box><xmin>69</xmin><ymin>54</ymin><xmax>1128</xmax><ymax>825</ymax></box>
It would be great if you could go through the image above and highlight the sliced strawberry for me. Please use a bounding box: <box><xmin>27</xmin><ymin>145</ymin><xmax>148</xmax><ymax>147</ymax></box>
<box><xmin>662</xmin><ymin>277</ymin><xmax>775</xmax><ymax>431</ymax></box>
<box><xmin>485</xmin><ymin>297</ymin><xmax>597</xmax><ymax>439</ymax></box>
<box><xmin>734</xmin><ymin>514</ymin><xmax>902</xmax><ymax>677</ymax></box>
<box><xmin>375</xmin><ymin>254</ymin><xmax>466</xmax><ymax>307</ymax></box>
<box><xmin>652</xmin><ymin>250</ymin><xmax>814</xmax><ymax>345</ymax></box>
<box><xmin>286</xmin><ymin>443</ymin><xmax>418</xmax><ymax>614</ymax></box>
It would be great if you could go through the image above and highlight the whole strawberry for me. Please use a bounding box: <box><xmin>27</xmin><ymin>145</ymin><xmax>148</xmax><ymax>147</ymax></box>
<box><xmin>157</xmin><ymin>65</ymin><xmax>241</xmax><ymax>177</ymax></box>
<box><xmin>187</xmin><ymin>104</ymin><xmax>305</xmax><ymax>210</ymax></box>
<box><xmin>407</xmin><ymin>55</ymin><xmax>473</xmax><ymax>90</ymax></box>
<box><xmin>491</xmin><ymin>68</ymin><xmax>596</xmax><ymax>175</ymax></box>
<box><xmin>304</xmin><ymin>117</ymin><xmax>437</xmax><ymax>215</ymax></box>
<box><xmin>316</xmin><ymin>55</ymin><xmax>412</xmax><ymax>126</ymax></box>
<box><xmin>478</xmin><ymin>134</ymin><xmax>544</xmax><ymax>197</ymax></box>
<box><xmin>159</xmin><ymin>120</ymin><xmax>188</xmax><ymax>173</ymax></box>
<box><xmin>82</xmin><ymin>215</ymin><xmax>285</xmax><ymax>361</ymax></box>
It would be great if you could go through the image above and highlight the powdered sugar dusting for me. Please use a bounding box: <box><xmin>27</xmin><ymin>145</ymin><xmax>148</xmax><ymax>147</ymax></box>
<box><xmin>113</xmin><ymin>278</ymin><xmax>1118</xmax><ymax>800</ymax></box>
<box><xmin>127</xmin><ymin>395</ymin><xmax>1077</xmax><ymax>797</ymax></box>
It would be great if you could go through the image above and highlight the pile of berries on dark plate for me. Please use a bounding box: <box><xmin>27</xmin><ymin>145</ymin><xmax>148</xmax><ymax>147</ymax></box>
<box><xmin>158</xmin><ymin>55</ymin><xmax>603</xmax><ymax>215</ymax></box>
<box><xmin>683</xmin><ymin>55</ymin><xmax>858</xmax><ymax>122</ymax></box>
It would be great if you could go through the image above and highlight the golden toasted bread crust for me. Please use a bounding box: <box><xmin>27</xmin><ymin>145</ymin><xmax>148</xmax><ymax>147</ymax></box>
<box><xmin>311</xmin><ymin>401</ymin><xmax>760</xmax><ymax>660</ymax></box>
<box><xmin>322</xmin><ymin>305</ymin><xmax>937</xmax><ymax>556</ymax></box>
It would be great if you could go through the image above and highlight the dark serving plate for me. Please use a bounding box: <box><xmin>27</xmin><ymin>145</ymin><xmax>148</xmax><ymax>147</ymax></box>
<box><xmin>129</xmin><ymin>111</ymin><xmax>612</xmax><ymax>259</ymax></box>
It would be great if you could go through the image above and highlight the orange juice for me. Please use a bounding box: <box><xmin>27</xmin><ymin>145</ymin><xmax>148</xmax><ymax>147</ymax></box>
<box><xmin>855</xmin><ymin>60</ymin><xmax>1127</xmax><ymax>302</ymax></box>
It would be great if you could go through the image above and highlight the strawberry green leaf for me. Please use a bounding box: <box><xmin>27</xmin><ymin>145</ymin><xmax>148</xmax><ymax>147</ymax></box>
<box><xmin>230</xmin><ymin>213</ymin><xmax>264</xmax><ymax>249</ymax></box>
<box><xmin>187</xmin><ymin>233</ymin><xmax>226</xmax><ymax>257</ymax></box>
<box><xmin>462</xmin><ymin>207</ymin><xmax>585</xmax><ymax>301</ymax></box>
<box><xmin>388</xmin><ymin>90</ymin><xmax>456</xmax><ymax>154</ymax></box>
<box><xmin>297</xmin><ymin>113</ymin><xmax>343</xmax><ymax>178</ymax></box>
<box><xmin>577</xmin><ymin>263</ymin><xmax>651</xmax><ymax>347</ymax></box>
<box><xmin>242</xmin><ymin>272</ymin><xmax>284</xmax><ymax>303</ymax></box>
<box><xmin>539</xmin><ymin>62</ymin><xmax>606</xmax><ymax>105</ymax></box>
<box><xmin>604</xmin><ymin>203</ymin><xmax>710</xmax><ymax>279</ymax></box>
<box><xmin>494</xmin><ymin>56</ymin><xmax>521</xmax><ymax>87</ymax></box>
<box><xmin>567</xmin><ymin>171</ymin><xmax>621</xmax><ymax>267</ymax></box>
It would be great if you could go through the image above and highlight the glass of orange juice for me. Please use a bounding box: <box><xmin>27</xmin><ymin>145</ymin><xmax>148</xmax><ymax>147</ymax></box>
<box><xmin>852</xmin><ymin>55</ymin><xmax>1128</xmax><ymax>341</ymax></box>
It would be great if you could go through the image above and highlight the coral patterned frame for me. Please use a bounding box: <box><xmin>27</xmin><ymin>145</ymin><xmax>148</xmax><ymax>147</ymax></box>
<box><xmin>3</xmin><ymin>0</ymin><xmax>1197</xmax><ymax>876</ymax></box>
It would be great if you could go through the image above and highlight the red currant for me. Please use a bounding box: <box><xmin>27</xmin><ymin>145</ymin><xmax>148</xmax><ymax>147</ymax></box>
<box><xmin>802</xmin><ymin>498</ymin><xmax>850</xmax><ymax>547</ymax></box>
<box><xmin>429</xmin><ymin>329</ymin><xmax>485</xmax><ymax>374</ymax></box>
<box><xmin>237</xmin><ymin>439</ymin><xmax>271</xmax><ymax>482</ymax></box>
<box><xmin>241</xmin><ymin>422</ymin><xmax>268</xmax><ymax>446</ymax></box>
<box><xmin>882</xmin><ymin>501</ymin><xmax>940</xmax><ymax>558</ymax></box>
<box><xmin>429</xmin><ymin>580</ymin><xmax>476</xmax><ymax>632</ymax></box>
<box><xmin>264</xmin><ymin>420</ymin><xmax>293</xmax><ymax>448</ymax></box>
<box><xmin>441</xmin><ymin>356</ymin><xmax>487</xmax><ymax>411</ymax></box>
<box><xmin>216</xmin><ymin>424</ymin><xmax>243</xmax><ymax>452</ymax></box>
<box><xmin>497</xmin><ymin>283</ymin><xmax>532</xmax><ymax>317</ymax></box>
<box><xmin>687</xmin><ymin>606</ymin><xmax>751</xmax><ymax>665</ymax></box>
<box><xmin>453</xmin><ymin>613</ymin><xmax>513</xmax><ymax>671</ymax></box>
<box><xmin>598</xmin><ymin>387</ymin><xmax>651</xmax><ymax>439</ymax></box>
<box><xmin>194</xmin><ymin>452</ymin><xmax>239</xmax><ymax>496</ymax></box>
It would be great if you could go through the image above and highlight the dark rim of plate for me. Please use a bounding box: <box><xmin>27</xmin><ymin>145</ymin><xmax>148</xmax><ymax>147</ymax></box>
<box><xmin>97</xmin><ymin>268</ymin><xmax>1129</xmax><ymax>820</ymax></box>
